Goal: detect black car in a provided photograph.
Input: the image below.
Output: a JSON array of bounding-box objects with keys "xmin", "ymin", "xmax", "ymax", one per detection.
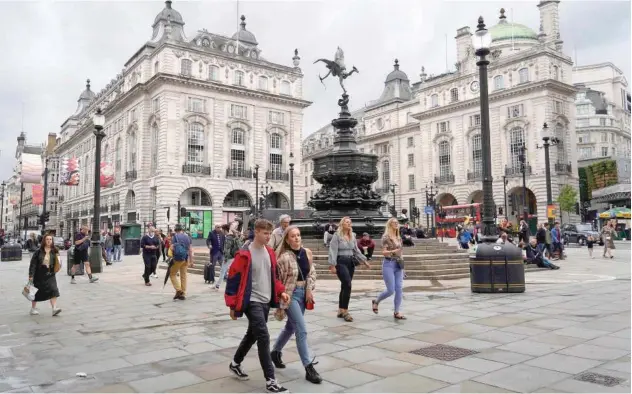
[{"xmin": 561, "ymin": 223, "xmax": 603, "ymax": 246}]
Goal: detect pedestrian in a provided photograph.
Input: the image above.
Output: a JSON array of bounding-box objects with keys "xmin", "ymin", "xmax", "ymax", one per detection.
[
  {"xmin": 216, "ymin": 224, "xmax": 241, "ymax": 290},
  {"xmin": 112, "ymin": 227, "xmax": 122, "ymax": 262},
  {"xmin": 551, "ymin": 222, "xmax": 564, "ymax": 260},
  {"xmin": 519, "ymin": 220, "xmax": 530, "ymax": 244},
  {"xmin": 328, "ymin": 216, "xmax": 370, "ymax": 322},
  {"xmin": 28, "ymin": 233, "xmax": 62, "ymax": 316},
  {"xmin": 225, "ymin": 219, "xmax": 290, "ymax": 393},
  {"xmin": 71, "ymin": 226, "xmax": 98, "ymax": 284},
  {"xmin": 206, "ymin": 224, "xmax": 226, "ymax": 285},
  {"xmin": 269, "ymin": 214, "xmax": 291, "ymax": 251},
  {"xmin": 323, "ymin": 220, "xmax": 336, "ymax": 247},
  {"xmin": 103, "ymin": 230, "xmax": 114, "ymax": 264},
  {"xmin": 357, "ymin": 233, "xmax": 375, "ymax": 260},
  {"xmin": 271, "ymin": 225, "xmax": 322, "ymax": 384},
  {"xmin": 140, "ymin": 226, "xmax": 160, "ymax": 286},
  {"xmin": 586, "ymin": 235, "xmax": 595, "ymax": 259},
  {"xmin": 169, "ymin": 224, "xmax": 193, "ymax": 300},
  {"xmin": 372, "ymin": 218, "xmax": 406, "ymax": 319},
  {"xmin": 601, "ymin": 221, "xmax": 615, "ymax": 259},
  {"xmin": 159, "ymin": 229, "xmax": 167, "ymax": 262}
]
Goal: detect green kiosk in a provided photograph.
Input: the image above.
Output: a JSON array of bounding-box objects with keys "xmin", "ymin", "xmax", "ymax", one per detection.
[{"xmin": 121, "ymin": 222, "xmax": 142, "ymax": 255}]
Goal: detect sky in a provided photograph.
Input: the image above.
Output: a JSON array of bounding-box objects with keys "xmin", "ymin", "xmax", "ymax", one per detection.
[{"xmin": 0, "ymin": 0, "xmax": 629, "ymax": 182}]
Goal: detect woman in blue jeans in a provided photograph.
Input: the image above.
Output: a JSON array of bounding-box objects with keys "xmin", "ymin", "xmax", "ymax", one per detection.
[
  {"xmin": 372, "ymin": 218, "xmax": 406, "ymax": 319},
  {"xmin": 270, "ymin": 226, "xmax": 322, "ymax": 384}
]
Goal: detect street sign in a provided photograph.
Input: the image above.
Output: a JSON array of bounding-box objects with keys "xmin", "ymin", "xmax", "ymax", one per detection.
[{"xmin": 424, "ymin": 206, "xmax": 434, "ymax": 215}]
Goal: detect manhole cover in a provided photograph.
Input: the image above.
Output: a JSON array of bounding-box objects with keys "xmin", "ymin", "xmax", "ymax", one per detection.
[
  {"xmin": 409, "ymin": 344, "xmax": 478, "ymax": 361},
  {"xmin": 574, "ymin": 372, "xmax": 625, "ymax": 387}
]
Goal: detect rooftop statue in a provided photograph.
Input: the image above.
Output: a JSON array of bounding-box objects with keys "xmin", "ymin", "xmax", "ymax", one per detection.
[{"xmin": 314, "ymin": 47, "xmax": 359, "ymax": 95}]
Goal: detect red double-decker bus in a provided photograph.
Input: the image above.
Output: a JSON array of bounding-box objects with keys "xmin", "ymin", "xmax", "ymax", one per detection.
[{"xmin": 436, "ymin": 203, "xmax": 482, "ymax": 238}]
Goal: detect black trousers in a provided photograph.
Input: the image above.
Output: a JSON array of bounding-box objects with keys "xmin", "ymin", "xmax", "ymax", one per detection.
[
  {"xmin": 233, "ymin": 302, "xmax": 275, "ymax": 381},
  {"xmin": 336, "ymin": 257, "xmax": 355, "ymax": 309},
  {"xmin": 142, "ymin": 253, "xmax": 157, "ymax": 283},
  {"xmin": 361, "ymin": 247, "xmax": 374, "ymax": 259},
  {"xmin": 161, "ymin": 245, "xmax": 166, "ymax": 261}
]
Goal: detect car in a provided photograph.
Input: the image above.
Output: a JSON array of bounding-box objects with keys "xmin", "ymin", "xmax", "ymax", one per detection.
[
  {"xmin": 53, "ymin": 237, "xmax": 66, "ymax": 250},
  {"xmin": 561, "ymin": 223, "xmax": 603, "ymax": 246}
]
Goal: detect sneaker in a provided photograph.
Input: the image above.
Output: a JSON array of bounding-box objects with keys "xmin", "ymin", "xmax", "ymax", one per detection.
[
  {"xmin": 214, "ymin": 285, "xmax": 220, "ymax": 291},
  {"xmin": 70, "ymin": 278, "xmax": 77, "ymax": 284},
  {"xmin": 89, "ymin": 277, "xmax": 99, "ymax": 283},
  {"xmin": 52, "ymin": 308, "xmax": 62, "ymax": 316},
  {"xmin": 271, "ymin": 350, "xmax": 286, "ymax": 369},
  {"xmin": 305, "ymin": 363, "xmax": 322, "ymax": 384},
  {"xmin": 29, "ymin": 308, "xmax": 39, "ymax": 316},
  {"xmin": 229, "ymin": 362, "xmax": 249, "ymax": 381},
  {"xmin": 266, "ymin": 379, "xmax": 288, "ymax": 393}
]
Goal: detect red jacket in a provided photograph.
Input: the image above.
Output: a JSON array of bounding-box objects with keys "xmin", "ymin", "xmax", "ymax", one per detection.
[{"xmin": 224, "ymin": 243, "xmax": 285, "ymax": 317}]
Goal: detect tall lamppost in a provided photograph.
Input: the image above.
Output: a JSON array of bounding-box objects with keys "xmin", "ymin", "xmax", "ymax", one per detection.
[
  {"xmin": 0, "ymin": 181, "xmax": 5, "ymax": 230},
  {"xmin": 254, "ymin": 164, "xmax": 260, "ymax": 217},
  {"xmin": 89, "ymin": 108, "xmax": 106, "ymax": 274},
  {"xmin": 425, "ymin": 182, "xmax": 437, "ymax": 236},
  {"xmin": 40, "ymin": 157, "xmax": 50, "ymax": 235},
  {"xmin": 536, "ymin": 122, "xmax": 559, "ymax": 227},
  {"xmin": 502, "ymin": 175, "xmax": 508, "ymax": 218},
  {"xmin": 390, "ymin": 183, "xmax": 398, "ymax": 214},
  {"xmin": 261, "ymin": 183, "xmax": 272, "ymax": 210},
  {"xmin": 518, "ymin": 143, "xmax": 529, "ymax": 224},
  {"xmin": 289, "ymin": 153, "xmax": 295, "ymax": 214}
]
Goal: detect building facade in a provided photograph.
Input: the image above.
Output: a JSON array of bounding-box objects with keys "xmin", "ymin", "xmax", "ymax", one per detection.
[
  {"xmin": 302, "ymin": 2, "xmax": 579, "ymax": 229},
  {"xmin": 55, "ymin": 1, "xmax": 310, "ymax": 240}
]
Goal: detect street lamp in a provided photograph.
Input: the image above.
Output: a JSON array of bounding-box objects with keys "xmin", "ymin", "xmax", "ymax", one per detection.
[
  {"xmin": 261, "ymin": 183, "xmax": 273, "ymax": 210},
  {"xmin": 41, "ymin": 157, "xmax": 50, "ymax": 235},
  {"xmin": 0, "ymin": 181, "xmax": 5, "ymax": 230},
  {"xmin": 390, "ymin": 183, "xmax": 397, "ymax": 214},
  {"xmin": 502, "ymin": 176, "xmax": 508, "ymax": 219},
  {"xmin": 254, "ymin": 164, "xmax": 260, "ymax": 217},
  {"xmin": 536, "ymin": 122, "xmax": 559, "ymax": 227},
  {"xmin": 289, "ymin": 153, "xmax": 295, "ymax": 214},
  {"xmin": 425, "ymin": 182, "xmax": 437, "ymax": 236},
  {"xmin": 89, "ymin": 108, "xmax": 105, "ymax": 274},
  {"xmin": 518, "ymin": 143, "xmax": 529, "ymax": 225}
]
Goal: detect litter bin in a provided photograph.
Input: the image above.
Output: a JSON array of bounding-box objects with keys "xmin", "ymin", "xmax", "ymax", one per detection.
[
  {"xmin": 124, "ymin": 238, "xmax": 141, "ymax": 255},
  {"xmin": 470, "ymin": 241, "xmax": 525, "ymax": 293},
  {"xmin": 0, "ymin": 244, "xmax": 22, "ymax": 262},
  {"xmin": 66, "ymin": 246, "xmax": 85, "ymax": 276}
]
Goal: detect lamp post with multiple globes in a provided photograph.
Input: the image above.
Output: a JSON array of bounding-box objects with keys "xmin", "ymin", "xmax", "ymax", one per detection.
[{"xmin": 88, "ymin": 108, "xmax": 106, "ymax": 273}]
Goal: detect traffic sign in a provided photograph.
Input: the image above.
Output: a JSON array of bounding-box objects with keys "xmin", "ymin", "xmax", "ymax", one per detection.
[{"xmin": 424, "ymin": 206, "xmax": 434, "ymax": 215}]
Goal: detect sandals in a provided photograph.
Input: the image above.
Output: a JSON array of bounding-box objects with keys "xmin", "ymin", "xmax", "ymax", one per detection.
[
  {"xmin": 372, "ymin": 300, "xmax": 379, "ymax": 314},
  {"xmin": 337, "ymin": 312, "xmax": 354, "ymax": 322},
  {"xmin": 393, "ymin": 313, "xmax": 407, "ymax": 320}
]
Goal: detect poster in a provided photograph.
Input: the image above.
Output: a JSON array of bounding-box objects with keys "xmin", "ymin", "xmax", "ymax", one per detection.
[
  {"xmin": 21, "ymin": 153, "xmax": 42, "ymax": 184},
  {"xmin": 32, "ymin": 184, "xmax": 43, "ymax": 206},
  {"xmin": 60, "ymin": 157, "xmax": 80, "ymax": 186},
  {"xmin": 100, "ymin": 162, "xmax": 114, "ymax": 188},
  {"xmin": 8, "ymin": 193, "xmax": 17, "ymax": 205}
]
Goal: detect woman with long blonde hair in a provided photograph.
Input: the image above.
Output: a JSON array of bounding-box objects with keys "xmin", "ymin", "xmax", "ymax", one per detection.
[
  {"xmin": 328, "ymin": 216, "xmax": 370, "ymax": 322},
  {"xmin": 372, "ymin": 218, "xmax": 406, "ymax": 319},
  {"xmin": 271, "ymin": 226, "xmax": 322, "ymax": 384}
]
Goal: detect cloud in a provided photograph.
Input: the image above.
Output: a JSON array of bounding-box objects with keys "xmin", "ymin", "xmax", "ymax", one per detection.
[{"xmin": 0, "ymin": 0, "xmax": 628, "ymax": 183}]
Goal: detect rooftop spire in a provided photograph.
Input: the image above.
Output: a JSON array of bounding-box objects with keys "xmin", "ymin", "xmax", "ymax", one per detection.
[
  {"xmin": 165, "ymin": 0, "xmax": 172, "ymax": 9},
  {"xmin": 86, "ymin": 78, "xmax": 91, "ymax": 91},
  {"xmin": 240, "ymin": 15, "xmax": 246, "ymax": 29},
  {"xmin": 499, "ymin": 8, "xmax": 507, "ymax": 21},
  {"xmin": 394, "ymin": 59, "xmax": 400, "ymax": 70}
]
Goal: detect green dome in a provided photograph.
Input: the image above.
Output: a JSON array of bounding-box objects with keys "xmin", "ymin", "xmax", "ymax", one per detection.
[{"xmin": 490, "ymin": 20, "xmax": 538, "ymax": 42}]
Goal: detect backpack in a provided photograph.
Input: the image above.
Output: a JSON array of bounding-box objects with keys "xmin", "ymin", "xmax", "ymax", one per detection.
[
  {"xmin": 223, "ymin": 236, "xmax": 242, "ymax": 259},
  {"xmin": 172, "ymin": 233, "xmax": 189, "ymax": 261}
]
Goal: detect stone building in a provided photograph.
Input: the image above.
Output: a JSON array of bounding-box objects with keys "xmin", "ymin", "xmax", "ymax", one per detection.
[
  {"xmin": 55, "ymin": 1, "xmax": 309, "ymax": 241},
  {"xmin": 302, "ymin": 1, "xmax": 579, "ymax": 229}
]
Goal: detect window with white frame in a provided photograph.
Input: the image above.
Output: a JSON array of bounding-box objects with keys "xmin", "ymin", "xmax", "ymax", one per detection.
[
  {"xmin": 152, "ymin": 97, "xmax": 160, "ymax": 113},
  {"xmin": 552, "ymin": 65, "xmax": 559, "ymax": 80},
  {"xmin": 270, "ymin": 133, "xmax": 282, "ymax": 150},
  {"xmin": 579, "ymin": 147, "xmax": 592, "ymax": 159},
  {"xmin": 450, "ymin": 88, "xmax": 459, "ymax": 102},
  {"xmin": 187, "ymin": 122, "xmax": 204, "ymax": 165},
  {"xmin": 470, "ymin": 114, "xmax": 481, "ymax": 127},
  {"xmin": 258, "ymin": 76, "xmax": 269, "ymax": 91},
  {"xmin": 234, "ymin": 70, "xmax": 245, "ymax": 86},
  {"xmin": 382, "ymin": 160, "xmax": 390, "ymax": 188},
  {"xmin": 407, "ymin": 136, "xmax": 414, "ymax": 147},
  {"xmin": 232, "ymin": 128, "xmax": 245, "ymax": 145},
  {"xmin": 601, "ymin": 133, "xmax": 608, "ymax": 142},
  {"xmin": 494, "ymin": 75, "xmax": 504, "ymax": 90},
  {"xmin": 154, "ymin": 61, "xmax": 160, "ymax": 75},
  {"xmin": 151, "ymin": 124, "xmax": 159, "ymax": 172},
  {"xmin": 518, "ymin": 68, "xmax": 529, "ymax": 83},
  {"xmin": 209, "ymin": 65, "xmax": 219, "ymax": 81},
  {"xmin": 601, "ymin": 147, "xmax": 608, "ymax": 157},
  {"xmin": 127, "ymin": 131, "xmax": 137, "ymax": 171},
  {"xmin": 577, "ymin": 104, "xmax": 590, "ymax": 115},
  {"xmin": 130, "ymin": 108, "xmax": 138, "ymax": 122},
  {"xmin": 437, "ymin": 121, "xmax": 450, "ymax": 133},
  {"xmin": 131, "ymin": 73, "xmax": 138, "ymax": 86},
  {"xmin": 612, "ymin": 147, "xmax": 616, "ymax": 157},
  {"xmin": 115, "ymin": 138, "xmax": 121, "ymax": 183},
  {"xmin": 181, "ymin": 59, "xmax": 192, "ymax": 76},
  {"xmin": 555, "ymin": 123, "xmax": 566, "ymax": 164},
  {"xmin": 268, "ymin": 111, "xmax": 284, "ymax": 125},
  {"xmin": 187, "ymin": 97, "xmax": 205, "ymax": 113},
  {"xmin": 554, "ymin": 100, "xmax": 563, "ymax": 114},
  {"xmin": 230, "ymin": 104, "xmax": 247, "ymax": 119},
  {"xmin": 507, "ymin": 104, "xmax": 524, "ymax": 118},
  {"xmin": 280, "ymin": 81, "xmax": 291, "ymax": 95},
  {"xmin": 472, "ymin": 134, "xmax": 482, "ymax": 175},
  {"xmin": 431, "ymin": 94, "xmax": 439, "ymax": 107},
  {"xmin": 231, "ymin": 149, "xmax": 245, "ymax": 172},
  {"xmin": 408, "ymin": 174, "xmax": 415, "ymax": 190},
  {"xmin": 407, "ymin": 153, "xmax": 414, "ymax": 167},
  {"xmin": 509, "ymin": 127, "xmax": 525, "ymax": 170},
  {"xmin": 600, "ymin": 118, "xmax": 606, "ymax": 126},
  {"xmin": 438, "ymin": 141, "xmax": 451, "ymax": 177},
  {"xmin": 269, "ymin": 153, "xmax": 283, "ymax": 176}
]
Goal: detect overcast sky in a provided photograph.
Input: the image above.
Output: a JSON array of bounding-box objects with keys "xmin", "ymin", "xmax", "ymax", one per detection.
[{"xmin": 0, "ymin": 0, "xmax": 629, "ymax": 182}]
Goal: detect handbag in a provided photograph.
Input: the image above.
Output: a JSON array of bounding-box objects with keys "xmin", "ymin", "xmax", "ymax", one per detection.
[
  {"xmin": 22, "ymin": 281, "xmax": 37, "ymax": 301},
  {"xmin": 393, "ymin": 256, "xmax": 405, "ymax": 270},
  {"xmin": 53, "ymin": 255, "xmax": 61, "ymax": 273}
]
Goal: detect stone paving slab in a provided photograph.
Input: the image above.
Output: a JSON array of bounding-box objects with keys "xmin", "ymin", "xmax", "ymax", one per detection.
[{"xmin": 0, "ymin": 247, "xmax": 629, "ymax": 393}]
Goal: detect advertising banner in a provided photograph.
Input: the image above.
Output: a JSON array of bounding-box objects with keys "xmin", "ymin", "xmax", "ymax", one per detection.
[
  {"xmin": 32, "ymin": 184, "xmax": 43, "ymax": 206},
  {"xmin": 100, "ymin": 162, "xmax": 115, "ymax": 188},
  {"xmin": 21, "ymin": 153, "xmax": 42, "ymax": 184},
  {"xmin": 60, "ymin": 157, "xmax": 80, "ymax": 186},
  {"xmin": 8, "ymin": 192, "xmax": 17, "ymax": 205}
]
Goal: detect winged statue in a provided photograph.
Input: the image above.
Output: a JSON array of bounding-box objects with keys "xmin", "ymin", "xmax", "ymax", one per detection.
[{"xmin": 314, "ymin": 47, "xmax": 359, "ymax": 95}]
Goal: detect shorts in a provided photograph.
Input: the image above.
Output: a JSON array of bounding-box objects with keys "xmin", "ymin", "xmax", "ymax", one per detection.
[{"xmin": 74, "ymin": 249, "xmax": 88, "ymax": 265}]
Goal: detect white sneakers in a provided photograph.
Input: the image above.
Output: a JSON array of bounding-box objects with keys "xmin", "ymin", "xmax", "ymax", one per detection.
[
  {"xmin": 30, "ymin": 308, "xmax": 62, "ymax": 316},
  {"xmin": 52, "ymin": 308, "xmax": 62, "ymax": 316},
  {"xmin": 29, "ymin": 308, "xmax": 39, "ymax": 315}
]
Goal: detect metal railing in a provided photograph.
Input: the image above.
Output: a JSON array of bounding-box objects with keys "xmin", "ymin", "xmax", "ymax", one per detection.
[
  {"xmin": 111, "ymin": 203, "xmax": 120, "ymax": 212},
  {"xmin": 435, "ymin": 173, "xmax": 455, "ymax": 184},
  {"xmin": 555, "ymin": 162, "xmax": 572, "ymax": 174},
  {"xmin": 266, "ymin": 171, "xmax": 289, "ymax": 181},
  {"xmin": 226, "ymin": 167, "xmax": 252, "ymax": 179},
  {"xmin": 505, "ymin": 164, "xmax": 532, "ymax": 177},
  {"xmin": 125, "ymin": 170, "xmax": 137, "ymax": 182},
  {"xmin": 182, "ymin": 164, "xmax": 211, "ymax": 175},
  {"xmin": 467, "ymin": 170, "xmax": 482, "ymax": 181}
]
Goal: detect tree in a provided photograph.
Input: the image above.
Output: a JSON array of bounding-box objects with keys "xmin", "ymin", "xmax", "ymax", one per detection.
[{"xmin": 558, "ymin": 185, "xmax": 578, "ymax": 224}]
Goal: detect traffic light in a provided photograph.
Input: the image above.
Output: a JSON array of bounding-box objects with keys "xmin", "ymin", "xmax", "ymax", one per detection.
[{"xmin": 180, "ymin": 207, "xmax": 187, "ymax": 218}]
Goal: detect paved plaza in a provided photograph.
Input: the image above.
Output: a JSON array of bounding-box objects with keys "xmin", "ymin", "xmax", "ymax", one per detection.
[{"xmin": 0, "ymin": 244, "xmax": 629, "ymax": 393}]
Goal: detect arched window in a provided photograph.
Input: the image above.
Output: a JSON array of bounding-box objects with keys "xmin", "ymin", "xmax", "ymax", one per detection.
[
  {"xmin": 438, "ymin": 141, "xmax": 452, "ymax": 177},
  {"xmin": 382, "ymin": 160, "xmax": 390, "ymax": 189},
  {"xmin": 258, "ymin": 76, "xmax": 269, "ymax": 91},
  {"xmin": 555, "ymin": 123, "xmax": 566, "ymax": 164},
  {"xmin": 270, "ymin": 133, "xmax": 282, "ymax": 150},
  {"xmin": 518, "ymin": 68, "xmax": 529, "ymax": 83},
  {"xmin": 234, "ymin": 70, "xmax": 245, "ymax": 86},
  {"xmin": 187, "ymin": 122, "xmax": 204, "ymax": 166},
  {"xmin": 127, "ymin": 131, "xmax": 137, "ymax": 171},
  {"xmin": 280, "ymin": 81, "xmax": 291, "ymax": 95},
  {"xmin": 552, "ymin": 65, "xmax": 559, "ymax": 80},
  {"xmin": 471, "ymin": 134, "xmax": 482, "ymax": 176},
  {"xmin": 509, "ymin": 127, "xmax": 525, "ymax": 170},
  {"xmin": 494, "ymin": 75, "xmax": 504, "ymax": 90},
  {"xmin": 115, "ymin": 138, "xmax": 121, "ymax": 183},
  {"xmin": 209, "ymin": 65, "xmax": 219, "ymax": 81},
  {"xmin": 180, "ymin": 59, "xmax": 192, "ymax": 76},
  {"xmin": 150, "ymin": 124, "xmax": 159, "ymax": 172},
  {"xmin": 232, "ymin": 128, "xmax": 245, "ymax": 145},
  {"xmin": 431, "ymin": 94, "xmax": 439, "ymax": 108}
]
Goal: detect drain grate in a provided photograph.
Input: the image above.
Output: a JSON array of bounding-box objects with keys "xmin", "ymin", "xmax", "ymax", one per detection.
[
  {"xmin": 574, "ymin": 372, "xmax": 625, "ymax": 387},
  {"xmin": 409, "ymin": 344, "xmax": 478, "ymax": 361}
]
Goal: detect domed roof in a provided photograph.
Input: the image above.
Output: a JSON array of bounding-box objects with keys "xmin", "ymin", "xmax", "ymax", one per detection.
[
  {"xmin": 79, "ymin": 79, "xmax": 96, "ymax": 101},
  {"xmin": 489, "ymin": 8, "xmax": 537, "ymax": 43},
  {"xmin": 385, "ymin": 59, "xmax": 409, "ymax": 83},
  {"xmin": 153, "ymin": 0, "xmax": 184, "ymax": 27},
  {"xmin": 232, "ymin": 15, "xmax": 258, "ymax": 45}
]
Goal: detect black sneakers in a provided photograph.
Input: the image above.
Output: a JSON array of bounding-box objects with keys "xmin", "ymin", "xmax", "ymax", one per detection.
[
  {"xmin": 229, "ymin": 362, "xmax": 249, "ymax": 380},
  {"xmin": 266, "ymin": 379, "xmax": 288, "ymax": 393},
  {"xmin": 270, "ymin": 350, "xmax": 286, "ymax": 369},
  {"xmin": 305, "ymin": 363, "xmax": 322, "ymax": 384}
]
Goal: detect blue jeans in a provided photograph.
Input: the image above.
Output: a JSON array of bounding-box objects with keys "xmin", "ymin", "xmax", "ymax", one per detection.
[
  {"xmin": 215, "ymin": 258, "xmax": 233, "ymax": 288},
  {"xmin": 272, "ymin": 286, "xmax": 312, "ymax": 367},
  {"xmin": 113, "ymin": 245, "xmax": 122, "ymax": 261},
  {"xmin": 376, "ymin": 259, "xmax": 404, "ymax": 313},
  {"xmin": 209, "ymin": 252, "xmax": 224, "ymax": 282}
]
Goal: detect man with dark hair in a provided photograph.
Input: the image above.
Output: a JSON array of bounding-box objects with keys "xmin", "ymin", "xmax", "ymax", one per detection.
[
  {"xmin": 169, "ymin": 224, "xmax": 193, "ymax": 300},
  {"xmin": 71, "ymin": 226, "xmax": 98, "ymax": 284},
  {"xmin": 225, "ymin": 219, "xmax": 289, "ymax": 393},
  {"xmin": 206, "ymin": 224, "xmax": 226, "ymax": 285}
]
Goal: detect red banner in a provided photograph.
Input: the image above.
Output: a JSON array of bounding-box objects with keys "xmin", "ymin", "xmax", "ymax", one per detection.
[
  {"xmin": 32, "ymin": 184, "xmax": 43, "ymax": 206},
  {"xmin": 100, "ymin": 162, "xmax": 114, "ymax": 188}
]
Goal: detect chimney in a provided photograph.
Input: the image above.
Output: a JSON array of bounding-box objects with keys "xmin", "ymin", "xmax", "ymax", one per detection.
[
  {"xmin": 46, "ymin": 133, "xmax": 57, "ymax": 156},
  {"xmin": 455, "ymin": 27, "xmax": 472, "ymax": 68}
]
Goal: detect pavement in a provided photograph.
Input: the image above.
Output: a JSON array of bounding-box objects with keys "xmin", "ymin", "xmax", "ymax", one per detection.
[{"xmin": 0, "ymin": 244, "xmax": 629, "ymax": 393}]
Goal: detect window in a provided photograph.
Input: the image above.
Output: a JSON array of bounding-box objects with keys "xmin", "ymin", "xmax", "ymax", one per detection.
[
  {"xmin": 150, "ymin": 124, "xmax": 159, "ymax": 172},
  {"xmin": 131, "ymin": 73, "xmax": 138, "ymax": 86},
  {"xmin": 555, "ymin": 123, "xmax": 566, "ymax": 164},
  {"xmin": 602, "ymin": 147, "xmax": 608, "ymax": 157},
  {"xmin": 269, "ymin": 153, "xmax": 283, "ymax": 176},
  {"xmin": 268, "ymin": 111, "xmax": 284, "ymax": 125},
  {"xmin": 258, "ymin": 76, "xmax": 269, "ymax": 91},
  {"xmin": 234, "ymin": 70, "xmax": 245, "ymax": 86},
  {"xmin": 408, "ymin": 174, "xmax": 415, "ymax": 190},
  {"xmin": 472, "ymin": 134, "xmax": 482, "ymax": 175},
  {"xmin": 103, "ymin": 144, "xmax": 109, "ymax": 164},
  {"xmin": 209, "ymin": 65, "xmax": 219, "ymax": 81},
  {"xmin": 382, "ymin": 160, "xmax": 390, "ymax": 188},
  {"xmin": 612, "ymin": 147, "xmax": 617, "ymax": 157},
  {"xmin": 127, "ymin": 132, "xmax": 137, "ymax": 171},
  {"xmin": 304, "ymin": 176, "xmax": 307, "ymax": 187},
  {"xmin": 554, "ymin": 101, "xmax": 563, "ymax": 114},
  {"xmin": 280, "ymin": 81, "xmax": 291, "ymax": 95},
  {"xmin": 577, "ymin": 119, "xmax": 589, "ymax": 127},
  {"xmin": 507, "ymin": 104, "xmax": 524, "ymax": 118},
  {"xmin": 600, "ymin": 118, "xmax": 606, "ymax": 126},
  {"xmin": 577, "ymin": 105, "xmax": 590, "ymax": 115},
  {"xmin": 509, "ymin": 127, "xmax": 525, "ymax": 170},
  {"xmin": 438, "ymin": 141, "xmax": 451, "ymax": 177},
  {"xmin": 431, "ymin": 94, "xmax": 439, "ymax": 108},
  {"xmin": 231, "ymin": 149, "xmax": 245, "ymax": 171},
  {"xmin": 436, "ymin": 121, "xmax": 450, "ymax": 133},
  {"xmin": 450, "ymin": 88, "xmax": 459, "ymax": 102},
  {"xmin": 407, "ymin": 153, "xmax": 414, "ymax": 167},
  {"xmin": 180, "ymin": 59, "xmax": 192, "ymax": 76},
  {"xmin": 470, "ymin": 114, "xmax": 481, "ymax": 127},
  {"xmin": 187, "ymin": 97, "xmax": 205, "ymax": 113},
  {"xmin": 115, "ymin": 138, "xmax": 121, "ymax": 183},
  {"xmin": 601, "ymin": 133, "xmax": 608, "ymax": 142},
  {"xmin": 270, "ymin": 133, "xmax": 282, "ymax": 150},
  {"xmin": 579, "ymin": 147, "xmax": 592, "ymax": 159},
  {"xmin": 130, "ymin": 108, "xmax": 138, "ymax": 122},
  {"xmin": 494, "ymin": 75, "xmax": 504, "ymax": 90},
  {"xmin": 186, "ymin": 122, "xmax": 204, "ymax": 165},
  {"xmin": 154, "ymin": 61, "xmax": 160, "ymax": 75},
  {"xmin": 152, "ymin": 97, "xmax": 160, "ymax": 113},
  {"xmin": 232, "ymin": 128, "xmax": 245, "ymax": 145},
  {"xmin": 518, "ymin": 68, "xmax": 529, "ymax": 83},
  {"xmin": 552, "ymin": 65, "xmax": 559, "ymax": 80},
  {"xmin": 230, "ymin": 104, "xmax": 247, "ymax": 119},
  {"xmin": 407, "ymin": 136, "xmax": 414, "ymax": 147}
]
